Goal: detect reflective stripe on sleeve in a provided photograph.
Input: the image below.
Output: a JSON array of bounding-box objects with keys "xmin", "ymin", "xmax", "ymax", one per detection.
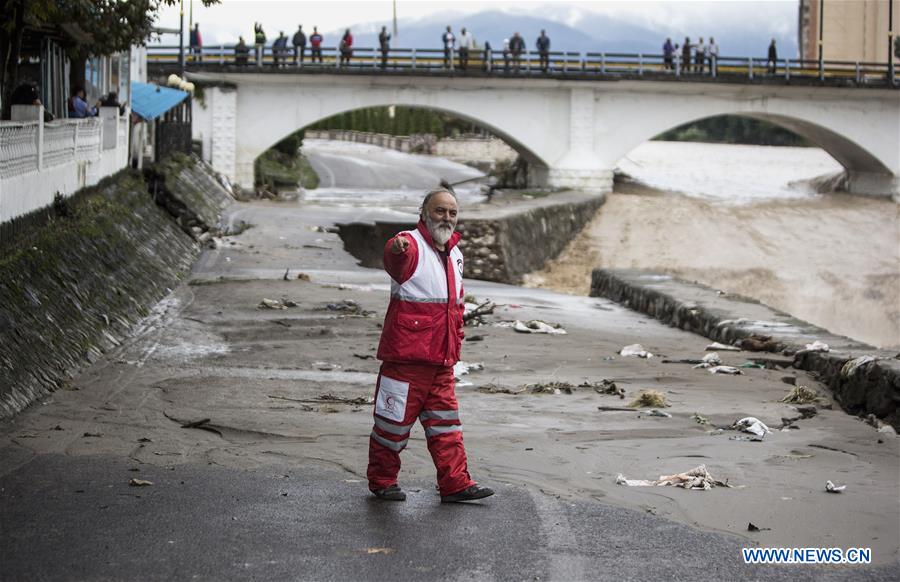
[
  {"xmin": 370, "ymin": 431, "xmax": 408, "ymax": 451},
  {"xmin": 419, "ymin": 410, "xmax": 460, "ymax": 421},
  {"xmin": 390, "ymin": 292, "xmax": 448, "ymax": 304},
  {"xmin": 424, "ymin": 425, "xmax": 461, "ymax": 437},
  {"xmin": 374, "ymin": 416, "xmax": 414, "ymax": 436}
]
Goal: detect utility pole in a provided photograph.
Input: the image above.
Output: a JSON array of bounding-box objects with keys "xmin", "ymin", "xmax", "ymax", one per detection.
[
  {"xmin": 817, "ymin": 0, "xmax": 824, "ymax": 78},
  {"xmin": 890, "ymin": 0, "xmax": 895, "ymax": 85},
  {"xmin": 179, "ymin": 0, "xmax": 185, "ymax": 75},
  {"xmin": 393, "ymin": 0, "xmax": 398, "ymax": 41}
]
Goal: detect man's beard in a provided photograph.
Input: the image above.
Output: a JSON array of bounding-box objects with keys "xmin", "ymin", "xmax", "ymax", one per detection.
[{"xmin": 425, "ymin": 215, "xmax": 455, "ymax": 246}]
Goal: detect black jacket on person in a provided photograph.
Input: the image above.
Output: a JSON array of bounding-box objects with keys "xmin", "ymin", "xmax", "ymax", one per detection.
[
  {"xmin": 768, "ymin": 44, "xmax": 777, "ymax": 61},
  {"xmin": 379, "ymin": 31, "xmax": 391, "ymax": 50},
  {"xmin": 509, "ymin": 36, "xmax": 525, "ymax": 54},
  {"xmin": 293, "ymin": 30, "xmax": 306, "ymax": 47},
  {"xmin": 536, "ymin": 35, "xmax": 550, "ymax": 53}
]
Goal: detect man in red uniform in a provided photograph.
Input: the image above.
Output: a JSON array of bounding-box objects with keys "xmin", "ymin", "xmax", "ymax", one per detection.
[{"xmin": 367, "ymin": 188, "xmax": 494, "ymax": 503}]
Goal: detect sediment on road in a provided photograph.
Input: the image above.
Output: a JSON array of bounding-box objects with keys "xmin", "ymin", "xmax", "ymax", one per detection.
[
  {"xmin": 338, "ymin": 190, "xmax": 605, "ymax": 284},
  {"xmin": 0, "ymin": 157, "xmax": 233, "ymax": 420},
  {"xmin": 591, "ymin": 268, "xmax": 900, "ymax": 429}
]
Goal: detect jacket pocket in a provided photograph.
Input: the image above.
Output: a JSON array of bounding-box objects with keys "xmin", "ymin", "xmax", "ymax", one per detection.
[
  {"xmin": 395, "ymin": 313, "xmax": 435, "ymax": 362},
  {"xmin": 397, "ymin": 313, "xmax": 434, "ymax": 331}
]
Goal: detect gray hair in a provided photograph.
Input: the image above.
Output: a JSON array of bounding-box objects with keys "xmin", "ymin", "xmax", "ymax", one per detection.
[{"xmin": 419, "ymin": 187, "xmax": 457, "ymax": 214}]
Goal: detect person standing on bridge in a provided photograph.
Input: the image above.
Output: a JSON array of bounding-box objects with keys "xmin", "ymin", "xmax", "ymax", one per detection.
[
  {"xmin": 707, "ymin": 37, "xmax": 719, "ymax": 75},
  {"xmin": 458, "ymin": 27, "xmax": 473, "ymax": 70},
  {"xmin": 292, "ymin": 25, "xmax": 306, "ymax": 66},
  {"xmin": 254, "ymin": 23, "xmax": 267, "ymax": 66},
  {"xmin": 339, "ymin": 29, "xmax": 354, "ymax": 66},
  {"xmin": 509, "ymin": 32, "xmax": 525, "ymax": 72},
  {"xmin": 273, "ymin": 31, "xmax": 289, "ymax": 67},
  {"xmin": 379, "ymin": 26, "xmax": 391, "ymax": 68},
  {"xmin": 681, "ymin": 37, "xmax": 692, "ymax": 74},
  {"xmin": 663, "ymin": 37, "xmax": 675, "ymax": 70},
  {"xmin": 189, "ymin": 23, "xmax": 203, "ymax": 62},
  {"xmin": 536, "ymin": 29, "xmax": 551, "ymax": 72},
  {"xmin": 367, "ymin": 187, "xmax": 495, "ymax": 504},
  {"xmin": 694, "ymin": 37, "xmax": 706, "ymax": 74},
  {"xmin": 442, "ymin": 26, "xmax": 456, "ymax": 69},
  {"xmin": 310, "ymin": 27, "xmax": 323, "ymax": 63},
  {"xmin": 502, "ymin": 37, "xmax": 511, "ymax": 72},
  {"xmin": 234, "ymin": 36, "xmax": 250, "ymax": 66},
  {"xmin": 767, "ymin": 39, "xmax": 778, "ymax": 75}
]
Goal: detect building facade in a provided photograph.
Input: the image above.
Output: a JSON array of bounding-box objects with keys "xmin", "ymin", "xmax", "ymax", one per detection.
[{"xmin": 799, "ymin": 0, "xmax": 900, "ymax": 63}]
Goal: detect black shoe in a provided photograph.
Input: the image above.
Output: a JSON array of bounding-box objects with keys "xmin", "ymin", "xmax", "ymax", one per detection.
[
  {"xmin": 441, "ymin": 485, "xmax": 495, "ymax": 503},
  {"xmin": 372, "ymin": 484, "xmax": 406, "ymax": 501}
]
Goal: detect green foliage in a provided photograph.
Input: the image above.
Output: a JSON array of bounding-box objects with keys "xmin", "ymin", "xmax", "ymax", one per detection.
[
  {"xmin": 274, "ymin": 132, "xmax": 303, "ymax": 157},
  {"xmin": 308, "ymin": 106, "xmax": 465, "ymax": 138},
  {"xmin": 655, "ymin": 115, "xmax": 809, "ymax": 147}
]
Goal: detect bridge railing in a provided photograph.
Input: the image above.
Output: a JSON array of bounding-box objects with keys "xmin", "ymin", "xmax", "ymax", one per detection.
[{"xmin": 151, "ymin": 44, "xmax": 898, "ymax": 86}]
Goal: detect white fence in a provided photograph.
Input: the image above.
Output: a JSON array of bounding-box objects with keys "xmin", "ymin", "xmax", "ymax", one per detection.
[{"xmin": 0, "ymin": 106, "xmax": 130, "ymax": 226}]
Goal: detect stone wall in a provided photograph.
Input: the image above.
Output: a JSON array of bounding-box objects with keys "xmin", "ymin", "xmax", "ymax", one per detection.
[
  {"xmin": 0, "ymin": 157, "xmax": 233, "ymax": 420},
  {"xmin": 338, "ymin": 191, "xmax": 605, "ymax": 284},
  {"xmin": 590, "ymin": 268, "xmax": 900, "ymax": 429}
]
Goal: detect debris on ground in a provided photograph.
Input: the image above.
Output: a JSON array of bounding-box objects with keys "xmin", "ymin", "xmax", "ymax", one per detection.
[
  {"xmin": 477, "ymin": 383, "xmax": 526, "ymax": 395},
  {"xmin": 781, "ymin": 385, "xmax": 820, "ymax": 404},
  {"xmin": 690, "ymin": 353, "xmax": 723, "ymax": 369},
  {"xmin": 598, "ymin": 405, "xmax": 640, "ymax": 411},
  {"xmin": 320, "ymin": 299, "xmax": 376, "ymax": 317},
  {"xmin": 513, "ymin": 320, "xmax": 567, "ymax": 335},
  {"xmin": 365, "ymin": 547, "xmax": 395, "ymax": 555},
  {"xmin": 352, "ymin": 353, "xmax": 375, "ymax": 360},
  {"xmin": 796, "ymin": 340, "xmax": 830, "ymax": 355},
  {"xmin": 738, "ymin": 361, "xmax": 766, "ymax": 369},
  {"xmin": 841, "ymin": 355, "xmax": 876, "ymax": 378},
  {"xmin": 646, "ymin": 409, "xmax": 672, "ymax": 418},
  {"xmin": 465, "ymin": 334, "xmax": 485, "ymax": 342},
  {"xmin": 780, "ymin": 405, "xmax": 818, "ymax": 429},
  {"xmin": 825, "ymin": 480, "xmax": 846, "ymax": 493},
  {"xmin": 580, "ymin": 379, "xmax": 625, "ymax": 399},
  {"xmin": 463, "ymin": 300, "xmax": 495, "ymax": 325},
  {"xmin": 692, "ymin": 413, "xmax": 710, "ymax": 425},
  {"xmin": 707, "ymin": 365, "xmax": 742, "ymax": 375},
  {"xmin": 747, "ymin": 522, "xmax": 771, "ymax": 532},
  {"xmin": 862, "ymin": 413, "xmax": 898, "ymax": 436},
  {"xmin": 740, "ymin": 334, "xmax": 781, "ymax": 352},
  {"xmin": 619, "ymin": 344, "xmax": 653, "ymax": 358},
  {"xmin": 258, "ymin": 298, "xmax": 297, "ymax": 310},
  {"xmin": 528, "ymin": 382, "xmax": 575, "ymax": 395},
  {"xmin": 129, "ymin": 479, "xmax": 153, "ymax": 487},
  {"xmin": 706, "ymin": 342, "xmax": 741, "ymax": 352},
  {"xmin": 731, "ymin": 417, "xmax": 771, "ymax": 437},
  {"xmin": 729, "ymin": 434, "xmax": 764, "ymax": 442},
  {"xmin": 616, "ymin": 464, "xmax": 731, "ymax": 490},
  {"xmin": 453, "ymin": 361, "xmax": 483, "ymax": 380},
  {"xmin": 176, "ymin": 417, "xmax": 223, "ymax": 436},
  {"xmin": 628, "ymin": 390, "xmax": 669, "ymax": 408},
  {"xmin": 267, "ymin": 394, "xmax": 373, "ymax": 406}
]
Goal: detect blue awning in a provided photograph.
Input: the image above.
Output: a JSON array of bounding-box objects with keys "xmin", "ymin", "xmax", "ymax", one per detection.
[{"xmin": 130, "ymin": 81, "xmax": 189, "ymax": 121}]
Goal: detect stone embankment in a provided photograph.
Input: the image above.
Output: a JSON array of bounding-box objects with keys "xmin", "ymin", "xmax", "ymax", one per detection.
[
  {"xmin": 338, "ymin": 191, "xmax": 605, "ymax": 284},
  {"xmin": 0, "ymin": 155, "xmax": 233, "ymax": 420},
  {"xmin": 591, "ymin": 268, "xmax": 900, "ymax": 429}
]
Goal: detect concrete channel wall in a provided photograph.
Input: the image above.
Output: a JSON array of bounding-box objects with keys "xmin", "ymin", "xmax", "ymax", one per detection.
[
  {"xmin": 338, "ymin": 191, "xmax": 605, "ymax": 284},
  {"xmin": 590, "ymin": 268, "xmax": 900, "ymax": 429},
  {"xmin": 0, "ymin": 156, "xmax": 233, "ymax": 420}
]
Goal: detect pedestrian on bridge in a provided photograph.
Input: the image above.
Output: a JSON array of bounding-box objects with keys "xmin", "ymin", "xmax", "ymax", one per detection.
[
  {"xmin": 234, "ymin": 36, "xmax": 250, "ymax": 66},
  {"xmin": 310, "ymin": 27, "xmax": 323, "ymax": 63},
  {"xmin": 767, "ymin": 39, "xmax": 778, "ymax": 75},
  {"xmin": 442, "ymin": 26, "xmax": 455, "ymax": 68},
  {"xmin": 536, "ymin": 29, "xmax": 551, "ymax": 72},
  {"xmin": 681, "ymin": 37, "xmax": 692, "ymax": 74},
  {"xmin": 502, "ymin": 38, "xmax": 511, "ymax": 72},
  {"xmin": 339, "ymin": 29, "xmax": 354, "ymax": 66},
  {"xmin": 379, "ymin": 26, "xmax": 391, "ymax": 68},
  {"xmin": 254, "ymin": 23, "xmax": 267, "ymax": 66},
  {"xmin": 509, "ymin": 32, "xmax": 525, "ymax": 72},
  {"xmin": 694, "ymin": 37, "xmax": 706, "ymax": 73},
  {"xmin": 458, "ymin": 27, "xmax": 474, "ymax": 70},
  {"xmin": 367, "ymin": 187, "xmax": 495, "ymax": 504},
  {"xmin": 292, "ymin": 25, "xmax": 306, "ymax": 66},
  {"xmin": 189, "ymin": 23, "xmax": 203, "ymax": 62},
  {"xmin": 707, "ymin": 37, "xmax": 719, "ymax": 75},
  {"xmin": 273, "ymin": 31, "xmax": 289, "ymax": 67},
  {"xmin": 663, "ymin": 37, "xmax": 675, "ymax": 70}
]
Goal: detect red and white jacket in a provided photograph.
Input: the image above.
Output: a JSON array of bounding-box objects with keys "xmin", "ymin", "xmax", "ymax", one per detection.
[{"xmin": 377, "ymin": 221, "xmax": 465, "ymax": 367}]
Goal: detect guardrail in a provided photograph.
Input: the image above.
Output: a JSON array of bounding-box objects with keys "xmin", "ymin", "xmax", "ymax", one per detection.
[{"xmin": 148, "ymin": 44, "xmax": 898, "ymax": 87}]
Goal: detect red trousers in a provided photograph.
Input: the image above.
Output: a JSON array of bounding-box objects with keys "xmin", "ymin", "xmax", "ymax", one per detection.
[{"xmin": 367, "ymin": 361, "xmax": 475, "ymax": 496}]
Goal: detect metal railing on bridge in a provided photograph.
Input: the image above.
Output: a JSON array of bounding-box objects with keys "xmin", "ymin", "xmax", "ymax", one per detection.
[{"xmin": 148, "ymin": 44, "xmax": 898, "ymax": 87}]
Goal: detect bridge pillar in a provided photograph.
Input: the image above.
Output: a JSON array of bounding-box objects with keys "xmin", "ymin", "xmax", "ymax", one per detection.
[
  {"xmin": 546, "ymin": 87, "xmax": 613, "ymax": 193},
  {"xmin": 847, "ymin": 171, "xmax": 900, "ymax": 200}
]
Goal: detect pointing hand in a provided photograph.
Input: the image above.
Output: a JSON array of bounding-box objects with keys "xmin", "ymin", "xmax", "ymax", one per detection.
[{"xmin": 390, "ymin": 236, "xmax": 410, "ymax": 254}]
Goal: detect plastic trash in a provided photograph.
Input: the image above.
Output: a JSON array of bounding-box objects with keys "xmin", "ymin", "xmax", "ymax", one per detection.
[
  {"xmin": 840, "ymin": 355, "xmax": 876, "ymax": 378},
  {"xmin": 619, "ymin": 344, "xmax": 653, "ymax": 358},
  {"xmin": 825, "ymin": 480, "xmax": 846, "ymax": 493},
  {"xmin": 708, "ymin": 365, "xmax": 742, "ymax": 375},
  {"xmin": 797, "ymin": 340, "xmax": 830, "ymax": 354},
  {"xmin": 616, "ymin": 465, "xmax": 730, "ymax": 490},
  {"xmin": 706, "ymin": 341, "xmax": 740, "ymax": 352},
  {"xmin": 513, "ymin": 320, "xmax": 567, "ymax": 335},
  {"xmin": 732, "ymin": 417, "xmax": 771, "ymax": 437}
]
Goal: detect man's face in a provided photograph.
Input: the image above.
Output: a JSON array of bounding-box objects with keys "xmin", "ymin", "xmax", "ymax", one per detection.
[{"xmin": 422, "ymin": 192, "xmax": 458, "ymax": 247}]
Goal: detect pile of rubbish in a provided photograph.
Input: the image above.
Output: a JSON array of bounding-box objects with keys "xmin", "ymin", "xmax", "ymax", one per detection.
[
  {"xmin": 319, "ymin": 299, "xmax": 376, "ymax": 317},
  {"xmin": 258, "ymin": 297, "xmax": 298, "ymax": 310},
  {"xmin": 616, "ymin": 464, "xmax": 731, "ymax": 490},
  {"xmin": 619, "ymin": 344, "xmax": 653, "ymax": 358},
  {"xmin": 513, "ymin": 320, "xmax": 567, "ymax": 335},
  {"xmin": 628, "ymin": 390, "xmax": 669, "ymax": 408}
]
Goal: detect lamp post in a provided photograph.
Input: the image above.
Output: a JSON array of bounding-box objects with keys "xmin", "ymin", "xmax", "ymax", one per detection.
[
  {"xmin": 817, "ymin": 0, "xmax": 824, "ymax": 79},
  {"xmin": 889, "ymin": 0, "xmax": 895, "ymax": 85},
  {"xmin": 393, "ymin": 0, "xmax": 398, "ymax": 40}
]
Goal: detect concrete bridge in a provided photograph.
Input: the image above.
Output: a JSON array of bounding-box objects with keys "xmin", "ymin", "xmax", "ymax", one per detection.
[{"xmin": 187, "ymin": 71, "xmax": 900, "ymax": 197}]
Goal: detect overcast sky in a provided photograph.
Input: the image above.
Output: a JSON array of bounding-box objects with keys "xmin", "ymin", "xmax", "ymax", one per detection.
[{"xmin": 154, "ymin": 0, "xmax": 798, "ymax": 46}]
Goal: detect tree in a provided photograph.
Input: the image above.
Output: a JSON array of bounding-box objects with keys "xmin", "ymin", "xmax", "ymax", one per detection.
[{"xmin": 1, "ymin": 0, "xmax": 220, "ymax": 118}]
